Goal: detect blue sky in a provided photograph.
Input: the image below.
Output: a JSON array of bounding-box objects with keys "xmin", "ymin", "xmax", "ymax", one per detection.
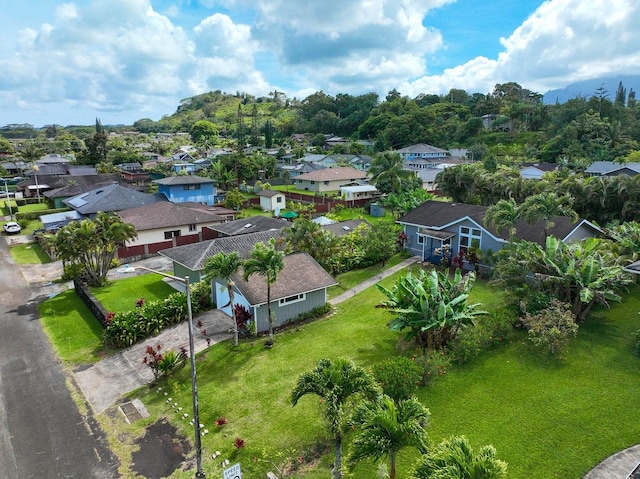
[{"xmin": 1, "ymin": 0, "xmax": 639, "ymax": 127}]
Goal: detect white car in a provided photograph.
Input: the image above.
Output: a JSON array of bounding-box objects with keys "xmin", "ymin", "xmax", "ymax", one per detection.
[{"xmin": 3, "ymin": 221, "xmax": 21, "ymax": 234}]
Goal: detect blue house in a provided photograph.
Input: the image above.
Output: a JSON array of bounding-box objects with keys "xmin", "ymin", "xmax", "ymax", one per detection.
[
  {"xmin": 154, "ymin": 176, "xmax": 217, "ymax": 206},
  {"xmin": 398, "ymin": 200, "xmax": 601, "ymax": 265}
]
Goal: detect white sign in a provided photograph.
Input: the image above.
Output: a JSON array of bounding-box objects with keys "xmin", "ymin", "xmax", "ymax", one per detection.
[{"xmin": 223, "ymin": 462, "xmax": 242, "ymax": 479}]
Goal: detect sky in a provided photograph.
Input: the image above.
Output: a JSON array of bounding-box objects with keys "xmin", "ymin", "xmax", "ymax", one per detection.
[{"xmin": 1, "ymin": 0, "xmax": 639, "ymax": 127}]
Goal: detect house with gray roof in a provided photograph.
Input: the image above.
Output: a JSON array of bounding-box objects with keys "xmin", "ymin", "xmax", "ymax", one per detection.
[
  {"xmin": 154, "ymin": 175, "xmax": 217, "ymax": 205},
  {"xmin": 206, "ymin": 216, "xmax": 288, "ymax": 237},
  {"xmin": 159, "ymin": 230, "xmax": 284, "ymax": 282},
  {"xmin": 585, "ymin": 161, "xmax": 640, "ymax": 177},
  {"xmin": 396, "ymin": 143, "xmax": 449, "ymax": 160},
  {"xmin": 294, "ymin": 166, "xmax": 368, "ymax": 192},
  {"xmin": 224, "ymin": 252, "xmax": 337, "ymax": 334},
  {"xmin": 63, "ymin": 183, "xmax": 164, "ymax": 216},
  {"xmin": 398, "ymin": 200, "xmax": 601, "ymax": 265}
]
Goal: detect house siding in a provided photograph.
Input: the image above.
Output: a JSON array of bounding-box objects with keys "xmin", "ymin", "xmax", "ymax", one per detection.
[
  {"xmin": 254, "ymin": 289, "xmax": 327, "ymax": 333},
  {"xmin": 158, "ymin": 183, "xmax": 216, "ymax": 206},
  {"xmin": 172, "ymin": 262, "xmax": 202, "ymax": 283}
]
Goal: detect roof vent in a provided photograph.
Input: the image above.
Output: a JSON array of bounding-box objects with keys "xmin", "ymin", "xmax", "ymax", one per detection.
[
  {"xmin": 342, "ymin": 226, "xmax": 350, "ymax": 231},
  {"xmin": 243, "ymin": 223, "xmax": 253, "ymax": 228}
]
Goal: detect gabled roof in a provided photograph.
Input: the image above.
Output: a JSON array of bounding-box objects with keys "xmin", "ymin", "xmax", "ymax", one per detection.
[
  {"xmin": 521, "ymin": 162, "xmax": 559, "ymax": 172},
  {"xmin": 398, "ymin": 200, "xmax": 600, "ymax": 246},
  {"xmin": 232, "ymin": 252, "xmax": 337, "ymax": 306},
  {"xmin": 44, "ymin": 180, "xmax": 119, "ymax": 199},
  {"xmin": 322, "ymin": 219, "xmax": 369, "ymax": 237},
  {"xmin": 153, "ymin": 175, "xmax": 214, "ymax": 186},
  {"xmin": 207, "ymin": 216, "xmax": 288, "ymax": 236},
  {"xmin": 63, "ymin": 183, "xmax": 164, "ymax": 214},
  {"xmin": 117, "ymin": 201, "xmax": 225, "ymax": 231},
  {"xmin": 159, "ymin": 230, "xmax": 284, "ymax": 270},
  {"xmin": 294, "ymin": 166, "xmax": 368, "ymax": 182},
  {"xmin": 257, "ymin": 189, "xmax": 284, "ymax": 198},
  {"xmin": 585, "ymin": 161, "xmax": 640, "ymax": 175}
]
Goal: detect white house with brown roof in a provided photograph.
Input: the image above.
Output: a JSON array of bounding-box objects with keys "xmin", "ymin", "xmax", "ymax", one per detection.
[
  {"xmin": 116, "ymin": 201, "xmax": 226, "ymax": 258},
  {"xmin": 257, "ymin": 189, "xmax": 286, "ymax": 212},
  {"xmin": 294, "ymin": 166, "xmax": 368, "ymax": 192}
]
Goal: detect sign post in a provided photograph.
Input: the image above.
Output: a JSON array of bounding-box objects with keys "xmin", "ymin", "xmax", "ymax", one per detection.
[{"xmin": 223, "ymin": 463, "xmax": 242, "ymax": 479}]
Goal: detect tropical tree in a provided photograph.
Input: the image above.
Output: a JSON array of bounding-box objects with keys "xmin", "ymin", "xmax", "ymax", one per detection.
[
  {"xmin": 202, "ymin": 251, "xmax": 242, "ymax": 346},
  {"xmin": 346, "ymin": 395, "xmax": 430, "ymax": 479},
  {"xmin": 519, "ymin": 192, "xmax": 578, "ymax": 237},
  {"xmin": 54, "ymin": 212, "xmax": 137, "ymax": 287},
  {"xmin": 377, "ymin": 269, "xmax": 487, "ymax": 350},
  {"xmin": 369, "ymin": 151, "xmax": 415, "ymax": 194},
  {"xmin": 284, "ymin": 218, "xmax": 340, "ymax": 271},
  {"xmin": 243, "ymin": 238, "xmax": 285, "ymax": 343},
  {"xmin": 484, "ymin": 198, "xmax": 520, "ymax": 237},
  {"xmin": 291, "ymin": 358, "xmax": 381, "ymax": 479},
  {"xmin": 412, "ymin": 435, "xmax": 508, "ymax": 479}
]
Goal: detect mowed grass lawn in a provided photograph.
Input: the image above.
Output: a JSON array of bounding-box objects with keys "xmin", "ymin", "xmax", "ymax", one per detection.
[
  {"xmin": 39, "ymin": 274, "xmax": 178, "ymax": 364},
  {"xmin": 125, "ymin": 276, "xmax": 640, "ymax": 479},
  {"xmin": 9, "ymin": 242, "xmax": 51, "ymax": 264}
]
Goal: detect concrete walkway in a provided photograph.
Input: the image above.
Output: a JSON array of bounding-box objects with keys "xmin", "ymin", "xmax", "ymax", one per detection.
[
  {"xmin": 329, "ymin": 256, "xmax": 421, "ymax": 305},
  {"xmin": 583, "ymin": 444, "xmax": 640, "ymax": 478}
]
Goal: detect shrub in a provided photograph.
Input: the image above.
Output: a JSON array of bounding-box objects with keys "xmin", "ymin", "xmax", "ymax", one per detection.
[
  {"xmin": 190, "ymin": 280, "xmax": 212, "ymax": 314},
  {"xmin": 520, "ymin": 299, "xmax": 578, "ymax": 355},
  {"xmin": 411, "ymin": 350, "xmax": 451, "ymax": 386},
  {"xmin": 142, "ymin": 344, "xmax": 187, "ymax": 380},
  {"xmin": 372, "ymin": 356, "xmax": 423, "ymax": 401},
  {"xmin": 447, "ymin": 307, "xmax": 515, "ymax": 364},
  {"xmin": 233, "ymin": 304, "xmax": 253, "ymax": 338},
  {"xmin": 634, "ymin": 329, "xmax": 640, "ymax": 356}
]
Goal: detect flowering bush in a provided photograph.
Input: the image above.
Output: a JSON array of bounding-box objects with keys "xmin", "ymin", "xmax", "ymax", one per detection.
[
  {"xmin": 142, "ymin": 344, "xmax": 187, "ymax": 380},
  {"xmin": 234, "ymin": 437, "xmax": 245, "ymax": 449},
  {"xmin": 215, "ymin": 416, "xmax": 227, "ymax": 426}
]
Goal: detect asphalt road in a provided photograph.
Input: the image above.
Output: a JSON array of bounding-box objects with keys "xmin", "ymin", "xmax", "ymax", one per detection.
[{"xmin": 0, "ymin": 237, "xmax": 118, "ymax": 478}]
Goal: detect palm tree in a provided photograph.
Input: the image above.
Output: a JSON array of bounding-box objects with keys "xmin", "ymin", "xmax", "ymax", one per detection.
[
  {"xmin": 243, "ymin": 238, "xmax": 284, "ymax": 343},
  {"xmin": 291, "ymin": 358, "xmax": 381, "ymax": 479},
  {"xmin": 202, "ymin": 251, "xmax": 242, "ymax": 346},
  {"xmin": 346, "ymin": 395, "xmax": 430, "ymax": 479},
  {"xmin": 484, "ymin": 198, "xmax": 520, "ymax": 237},
  {"xmin": 519, "ymin": 192, "xmax": 578, "ymax": 238},
  {"xmin": 413, "ymin": 435, "xmax": 508, "ymax": 479},
  {"xmin": 368, "ymin": 151, "xmax": 414, "ymax": 195}
]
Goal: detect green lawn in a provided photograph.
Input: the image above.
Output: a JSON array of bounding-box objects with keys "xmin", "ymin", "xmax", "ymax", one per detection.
[
  {"xmin": 90, "ymin": 274, "xmax": 178, "ymax": 312},
  {"xmin": 38, "ymin": 291, "xmax": 110, "ymax": 364},
  {"xmin": 124, "ymin": 281, "xmax": 640, "ymax": 479},
  {"xmin": 18, "ymin": 202, "xmax": 50, "ymax": 213},
  {"xmin": 9, "ymin": 242, "xmax": 52, "ymax": 264},
  {"xmin": 327, "ymin": 252, "xmax": 409, "ymax": 298}
]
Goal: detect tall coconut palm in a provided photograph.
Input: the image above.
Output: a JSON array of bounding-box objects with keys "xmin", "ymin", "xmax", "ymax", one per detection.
[
  {"xmin": 346, "ymin": 395, "xmax": 430, "ymax": 479},
  {"xmin": 519, "ymin": 192, "xmax": 578, "ymax": 238},
  {"xmin": 202, "ymin": 251, "xmax": 242, "ymax": 346},
  {"xmin": 369, "ymin": 151, "xmax": 414, "ymax": 195},
  {"xmin": 243, "ymin": 238, "xmax": 284, "ymax": 343},
  {"xmin": 291, "ymin": 358, "xmax": 381, "ymax": 479},
  {"xmin": 484, "ymin": 198, "xmax": 520, "ymax": 237},
  {"xmin": 412, "ymin": 435, "xmax": 508, "ymax": 479}
]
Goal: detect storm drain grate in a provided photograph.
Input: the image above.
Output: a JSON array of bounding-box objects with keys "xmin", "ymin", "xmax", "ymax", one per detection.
[{"xmin": 119, "ymin": 401, "xmax": 144, "ymax": 423}]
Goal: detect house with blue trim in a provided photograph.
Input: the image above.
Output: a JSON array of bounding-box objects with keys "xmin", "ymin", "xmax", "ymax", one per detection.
[
  {"xmin": 398, "ymin": 200, "xmax": 601, "ymax": 265},
  {"xmin": 154, "ymin": 175, "xmax": 217, "ymax": 206}
]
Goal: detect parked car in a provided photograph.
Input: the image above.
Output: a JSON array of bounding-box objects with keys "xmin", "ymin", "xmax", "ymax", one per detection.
[{"xmin": 3, "ymin": 221, "xmax": 21, "ymax": 234}]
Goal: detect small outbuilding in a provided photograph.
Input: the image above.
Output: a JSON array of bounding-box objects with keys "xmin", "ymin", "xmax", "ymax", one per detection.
[{"xmin": 257, "ymin": 189, "xmax": 286, "ymax": 212}]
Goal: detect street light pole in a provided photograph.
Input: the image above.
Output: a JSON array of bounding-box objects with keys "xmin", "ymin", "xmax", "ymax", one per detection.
[{"xmin": 132, "ymin": 266, "xmax": 205, "ymax": 478}]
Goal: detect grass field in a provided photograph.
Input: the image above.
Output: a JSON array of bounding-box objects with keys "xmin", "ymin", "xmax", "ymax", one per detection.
[
  {"xmin": 38, "ymin": 260, "xmax": 640, "ymax": 479},
  {"xmin": 9, "ymin": 242, "xmax": 52, "ymax": 264},
  {"xmin": 90, "ymin": 274, "xmax": 177, "ymax": 313}
]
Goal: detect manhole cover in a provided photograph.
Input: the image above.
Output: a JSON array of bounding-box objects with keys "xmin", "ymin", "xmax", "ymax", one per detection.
[{"xmin": 120, "ymin": 401, "xmax": 143, "ymax": 423}]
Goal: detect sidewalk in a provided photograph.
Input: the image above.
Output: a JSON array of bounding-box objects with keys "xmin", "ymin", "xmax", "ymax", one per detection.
[{"xmin": 329, "ymin": 256, "xmax": 421, "ymax": 305}]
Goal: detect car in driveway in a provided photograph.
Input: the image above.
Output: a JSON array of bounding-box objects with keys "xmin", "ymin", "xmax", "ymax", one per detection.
[{"xmin": 3, "ymin": 221, "xmax": 21, "ymax": 234}]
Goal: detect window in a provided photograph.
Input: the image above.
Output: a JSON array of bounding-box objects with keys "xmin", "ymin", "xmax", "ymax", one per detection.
[
  {"xmin": 188, "ymin": 224, "xmax": 197, "ymax": 232},
  {"xmin": 276, "ymin": 196, "xmax": 283, "ymax": 203},
  {"xmin": 183, "ymin": 184, "xmax": 201, "ymax": 191},
  {"xmin": 164, "ymin": 230, "xmax": 181, "ymax": 239},
  {"xmin": 459, "ymin": 226, "xmax": 481, "ymax": 251},
  {"xmin": 278, "ymin": 293, "xmax": 306, "ymax": 306},
  {"xmin": 417, "ymin": 235, "xmax": 425, "ymax": 244}
]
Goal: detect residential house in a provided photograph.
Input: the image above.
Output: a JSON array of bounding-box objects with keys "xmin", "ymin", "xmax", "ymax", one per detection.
[
  {"xmin": 294, "ymin": 166, "xmax": 368, "ymax": 192},
  {"xmin": 154, "ymin": 175, "xmax": 217, "ymax": 206},
  {"xmin": 398, "ymin": 200, "xmax": 601, "ymax": 265},
  {"xmin": 322, "ymin": 219, "xmax": 369, "ymax": 237},
  {"xmin": 257, "ymin": 189, "xmax": 286, "ymax": 212},
  {"xmin": 340, "ymin": 184, "xmax": 379, "ymax": 203},
  {"xmin": 584, "ymin": 161, "xmax": 640, "ymax": 177},
  {"xmin": 116, "ymin": 201, "xmax": 227, "ymax": 259},
  {"xmin": 180, "ymin": 203, "xmax": 238, "ymax": 221},
  {"xmin": 172, "ymin": 163, "xmax": 198, "ymax": 175},
  {"xmin": 396, "ymin": 143, "xmax": 449, "ymax": 161},
  {"xmin": 205, "ymin": 215, "xmax": 288, "ymax": 238},
  {"xmin": 404, "ymin": 157, "xmax": 470, "ymax": 192},
  {"xmin": 141, "ymin": 152, "xmax": 169, "ymax": 169},
  {"xmin": 277, "ymin": 161, "xmax": 325, "ymax": 178},
  {"xmin": 63, "ymin": 183, "xmax": 164, "ymax": 217},
  {"xmin": 520, "ymin": 163, "xmax": 560, "ymax": 180},
  {"xmin": 39, "ymin": 210, "xmax": 83, "ymax": 232},
  {"xmin": 160, "ymin": 230, "xmax": 284, "ymax": 283},
  {"xmin": 225, "ymin": 252, "xmax": 337, "ymax": 333},
  {"xmin": 43, "ymin": 174, "xmax": 122, "ymax": 208}
]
